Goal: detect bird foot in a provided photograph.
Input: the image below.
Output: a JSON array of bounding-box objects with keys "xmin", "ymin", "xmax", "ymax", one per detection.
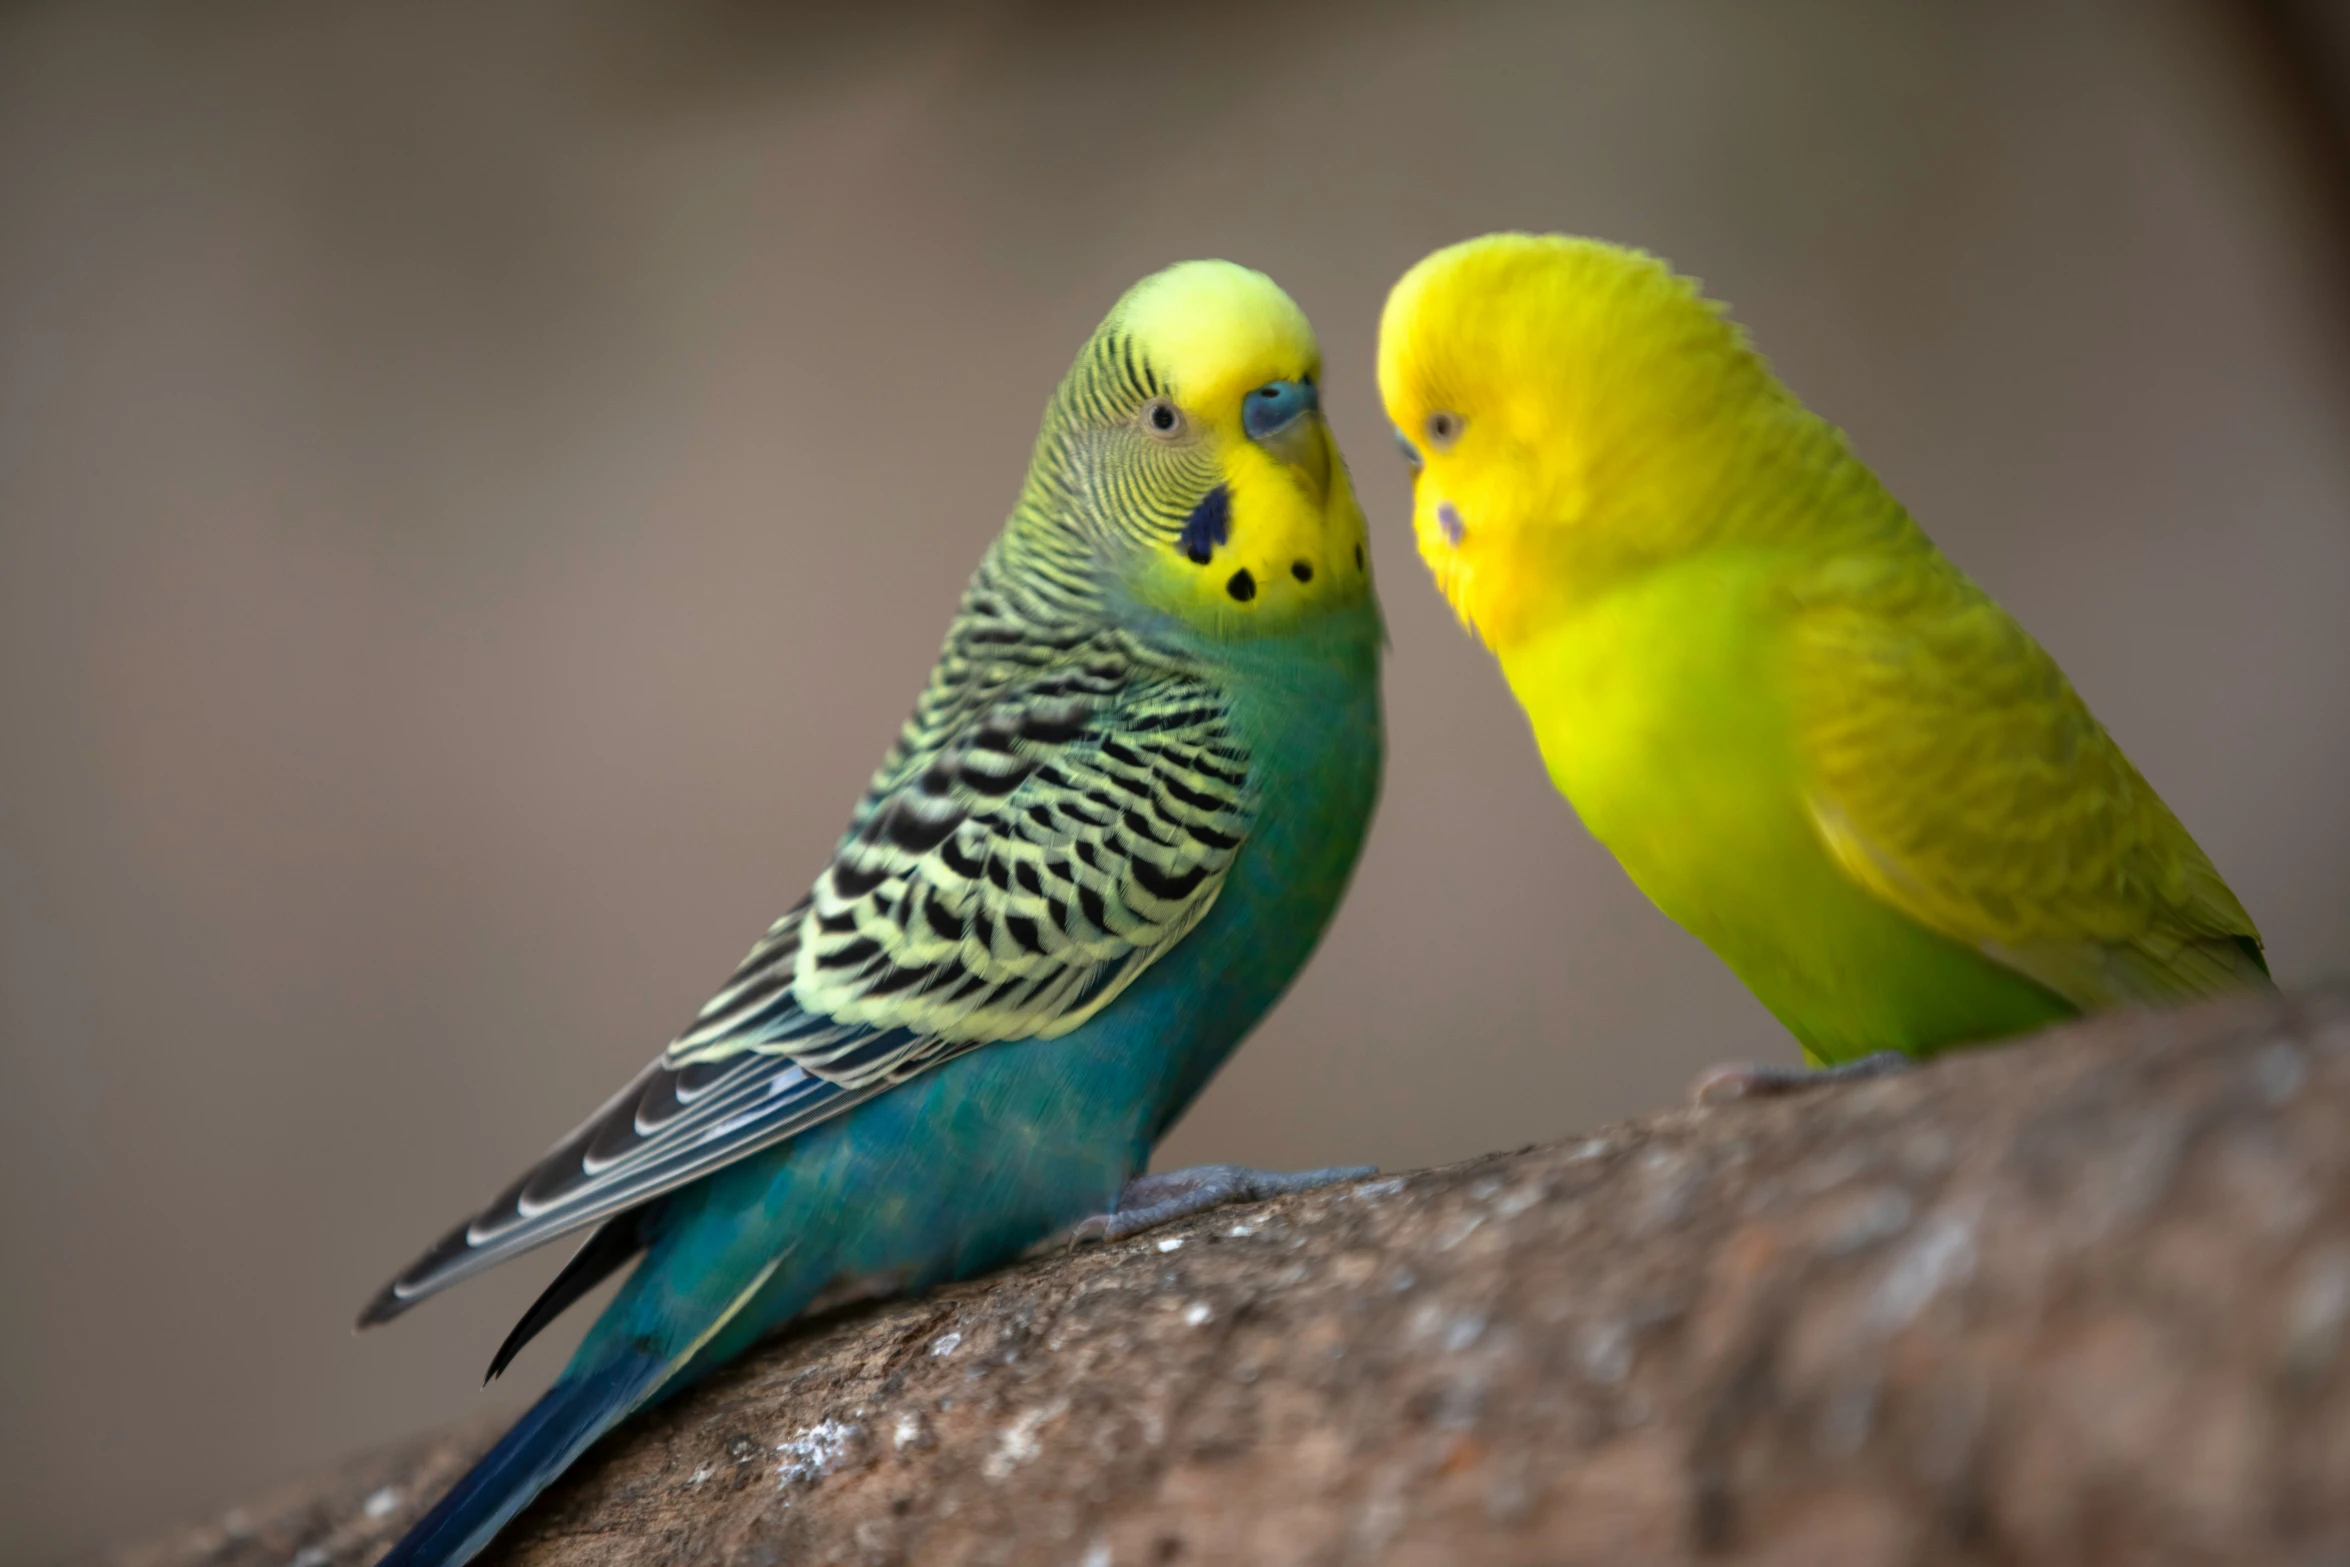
[
  {"xmin": 1691, "ymin": 1050, "xmax": 1912, "ymax": 1106},
  {"xmin": 1068, "ymin": 1163, "xmax": 1377, "ymax": 1245}
]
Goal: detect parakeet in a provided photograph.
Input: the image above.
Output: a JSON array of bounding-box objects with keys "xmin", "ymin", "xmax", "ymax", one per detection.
[
  {"xmin": 364, "ymin": 259, "xmax": 1383, "ymax": 1567},
  {"xmin": 1377, "ymin": 234, "xmax": 2268, "ymax": 1076}
]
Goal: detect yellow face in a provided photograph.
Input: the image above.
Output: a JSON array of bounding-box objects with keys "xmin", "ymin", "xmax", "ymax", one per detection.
[
  {"xmin": 1378, "ymin": 234, "xmax": 1743, "ymax": 651},
  {"xmin": 1082, "ymin": 261, "xmax": 1374, "ymax": 639},
  {"xmin": 1376, "ymin": 235, "xmax": 1593, "ymax": 651}
]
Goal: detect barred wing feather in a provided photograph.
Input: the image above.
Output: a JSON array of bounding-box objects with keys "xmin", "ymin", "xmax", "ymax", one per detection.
[{"xmin": 360, "ymin": 649, "xmax": 1253, "ymax": 1325}]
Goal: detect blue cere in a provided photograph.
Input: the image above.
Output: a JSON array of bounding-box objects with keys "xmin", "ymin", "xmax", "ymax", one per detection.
[{"xmin": 1243, "ymin": 378, "xmax": 1318, "ymax": 441}]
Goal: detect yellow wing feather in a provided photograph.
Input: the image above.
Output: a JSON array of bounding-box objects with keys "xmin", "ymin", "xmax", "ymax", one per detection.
[{"xmin": 1787, "ymin": 547, "xmax": 2268, "ymax": 1010}]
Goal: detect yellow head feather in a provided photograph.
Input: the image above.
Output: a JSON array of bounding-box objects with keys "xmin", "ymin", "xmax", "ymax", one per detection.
[
  {"xmin": 1076, "ymin": 262, "xmax": 1373, "ymax": 638},
  {"xmin": 1377, "ymin": 234, "xmax": 1888, "ymax": 650},
  {"xmin": 1114, "ymin": 262, "xmax": 1318, "ymax": 420}
]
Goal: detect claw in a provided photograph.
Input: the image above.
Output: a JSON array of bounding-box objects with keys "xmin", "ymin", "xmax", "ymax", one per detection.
[
  {"xmin": 1691, "ymin": 1050, "xmax": 1912, "ymax": 1106},
  {"xmin": 1069, "ymin": 1162, "xmax": 1377, "ymax": 1245}
]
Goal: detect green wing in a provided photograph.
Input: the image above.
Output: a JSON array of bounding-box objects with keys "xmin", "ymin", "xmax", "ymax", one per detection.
[
  {"xmin": 1787, "ymin": 549, "xmax": 2267, "ymax": 1011},
  {"xmin": 365, "ymin": 630, "xmax": 1255, "ymax": 1323},
  {"xmin": 670, "ymin": 629, "xmax": 1255, "ymax": 1076}
]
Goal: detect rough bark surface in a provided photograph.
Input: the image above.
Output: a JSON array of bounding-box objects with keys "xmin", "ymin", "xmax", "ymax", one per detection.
[{"xmin": 118, "ymin": 986, "xmax": 2350, "ymax": 1567}]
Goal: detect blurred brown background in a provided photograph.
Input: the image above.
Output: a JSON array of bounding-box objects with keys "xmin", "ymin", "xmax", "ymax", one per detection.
[{"xmin": 3, "ymin": 2, "xmax": 2346, "ymax": 1560}]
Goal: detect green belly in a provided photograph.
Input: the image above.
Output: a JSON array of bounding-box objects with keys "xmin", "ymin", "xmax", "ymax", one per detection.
[{"xmin": 1502, "ymin": 559, "xmax": 2072, "ymax": 1064}]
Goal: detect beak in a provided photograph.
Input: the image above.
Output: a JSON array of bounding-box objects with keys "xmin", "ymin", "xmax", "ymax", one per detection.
[{"xmin": 1244, "ymin": 379, "xmax": 1331, "ymax": 497}]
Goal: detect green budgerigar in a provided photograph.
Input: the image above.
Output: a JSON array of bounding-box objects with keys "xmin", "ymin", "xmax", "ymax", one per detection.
[{"xmin": 364, "ymin": 260, "xmax": 1384, "ymax": 1566}]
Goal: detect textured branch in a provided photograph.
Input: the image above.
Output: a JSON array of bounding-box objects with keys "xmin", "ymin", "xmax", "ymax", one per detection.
[{"xmin": 120, "ymin": 986, "xmax": 2350, "ymax": 1566}]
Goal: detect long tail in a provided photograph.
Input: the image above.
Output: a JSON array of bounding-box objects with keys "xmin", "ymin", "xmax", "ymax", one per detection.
[{"xmin": 375, "ymin": 1346, "xmax": 668, "ymax": 1567}]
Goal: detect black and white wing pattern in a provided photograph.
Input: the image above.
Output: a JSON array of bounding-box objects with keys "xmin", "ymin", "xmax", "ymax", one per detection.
[
  {"xmin": 700, "ymin": 648, "xmax": 1256, "ymax": 1072},
  {"xmin": 359, "ymin": 633, "xmax": 1255, "ymax": 1326}
]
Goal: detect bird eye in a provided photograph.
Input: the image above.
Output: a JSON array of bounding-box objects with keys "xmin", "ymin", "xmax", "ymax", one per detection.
[
  {"xmin": 1141, "ymin": 399, "xmax": 1186, "ymax": 440},
  {"xmin": 1392, "ymin": 426, "xmax": 1423, "ymax": 472},
  {"xmin": 1425, "ymin": 411, "xmax": 1464, "ymax": 451}
]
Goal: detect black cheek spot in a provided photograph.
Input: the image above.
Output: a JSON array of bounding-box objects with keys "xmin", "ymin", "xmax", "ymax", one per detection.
[
  {"xmin": 1179, "ymin": 485, "xmax": 1231, "ymax": 566},
  {"xmin": 1354, "ymin": 544, "xmax": 1365, "ymax": 571},
  {"xmin": 1291, "ymin": 560, "xmax": 1314, "ymax": 584},
  {"xmin": 1226, "ymin": 569, "xmax": 1256, "ymax": 603}
]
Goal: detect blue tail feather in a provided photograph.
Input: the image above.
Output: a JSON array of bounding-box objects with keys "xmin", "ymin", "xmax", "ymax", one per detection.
[{"xmin": 376, "ymin": 1347, "xmax": 667, "ymax": 1567}]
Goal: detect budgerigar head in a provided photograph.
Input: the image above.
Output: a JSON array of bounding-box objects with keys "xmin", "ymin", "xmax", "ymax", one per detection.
[
  {"xmin": 1377, "ymin": 234, "xmax": 1793, "ymax": 651},
  {"xmin": 1014, "ymin": 260, "xmax": 1373, "ymax": 638}
]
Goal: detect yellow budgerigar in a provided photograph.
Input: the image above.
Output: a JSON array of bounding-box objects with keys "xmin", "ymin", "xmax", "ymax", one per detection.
[{"xmin": 1378, "ymin": 234, "xmax": 2271, "ymax": 1084}]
